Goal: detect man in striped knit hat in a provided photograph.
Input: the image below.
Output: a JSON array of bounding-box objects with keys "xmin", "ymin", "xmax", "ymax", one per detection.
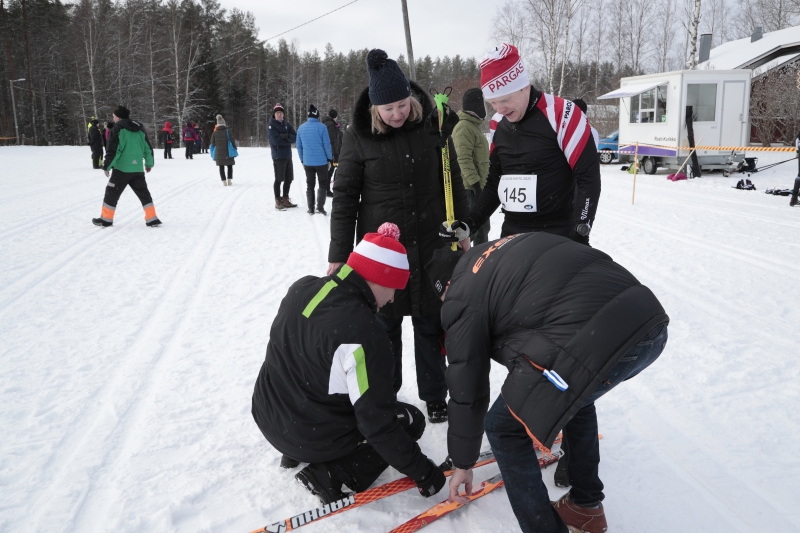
[
  {"xmin": 252, "ymin": 222, "xmax": 445, "ymax": 505},
  {"xmin": 440, "ymin": 44, "xmax": 601, "ymax": 245}
]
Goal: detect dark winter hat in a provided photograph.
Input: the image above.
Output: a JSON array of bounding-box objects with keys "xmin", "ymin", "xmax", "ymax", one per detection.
[
  {"xmin": 328, "ymin": 108, "xmax": 338, "ymax": 119},
  {"xmin": 308, "ymin": 105, "xmax": 320, "ymax": 119},
  {"xmin": 113, "ymin": 105, "xmax": 130, "ymax": 120},
  {"xmin": 273, "ymin": 103, "xmax": 285, "ymax": 115},
  {"xmin": 462, "ymin": 88, "xmax": 486, "ymax": 119},
  {"xmin": 424, "ymin": 246, "xmax": 464, "ymax": 298},
  {"xmin": 366, "ymin": 49, "xmax": 411, "ymax": 106},
  {"xmin": 572, "ymin": 98, "xmax": 588, "ymax": 115}
]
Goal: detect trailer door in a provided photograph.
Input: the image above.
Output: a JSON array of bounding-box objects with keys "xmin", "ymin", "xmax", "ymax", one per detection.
[{"xmin": 720, "ymin": 81, "xmax": 746, "ymax": 148}]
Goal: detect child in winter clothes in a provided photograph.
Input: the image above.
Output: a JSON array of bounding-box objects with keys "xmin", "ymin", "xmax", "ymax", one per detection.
[{"xmin": 162, "ymin": 121, "xmax": 174, "ymax": 159}]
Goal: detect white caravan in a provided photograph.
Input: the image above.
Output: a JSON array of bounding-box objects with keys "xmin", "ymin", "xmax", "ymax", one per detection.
[{"xmin": 598, "ymin": 69, "xmax": 752, "ymax": 175}]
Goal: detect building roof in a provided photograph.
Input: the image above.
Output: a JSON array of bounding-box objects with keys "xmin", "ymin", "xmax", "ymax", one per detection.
[{"xmin": 697, "ymin": 25, "xmax": 800, "ymax": 72}]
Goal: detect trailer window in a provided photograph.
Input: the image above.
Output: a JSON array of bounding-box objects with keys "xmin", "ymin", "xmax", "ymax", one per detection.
[
  {"xmin": 686, "ymin": 83, "xmax": 717, "ymax": 121},
  {"xmin": 629, "ymin": 84, "xmax": 667, "ymax": 123}
]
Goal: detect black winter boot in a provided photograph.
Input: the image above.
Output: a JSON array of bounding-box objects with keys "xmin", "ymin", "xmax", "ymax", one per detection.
[
  {"xmin": 92, "ymin": 218, "xmax": 112, "ymax": 227},
  {"xmin": 295, "ymin": 463, "xmax": 347, "ymax": 505},
  {"xmin": 426, "ymin": 401, "xmax": 448, "ymax": 424}
]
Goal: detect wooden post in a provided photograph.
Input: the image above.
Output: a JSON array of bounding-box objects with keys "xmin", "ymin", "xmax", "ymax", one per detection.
[
  {"xmin": 400, "ymin": 0, "xmax": 416, "ymax": 81},
  {"xmin": 632, "ymin": 141, "xmax": 639, "ymax": 205}
]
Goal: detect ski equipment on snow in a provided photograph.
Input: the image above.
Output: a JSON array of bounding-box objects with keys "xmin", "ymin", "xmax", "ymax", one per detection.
[
  {"xmin": 388, "ymin": 450, "xmax": 563, "ymax": 533},
  {"xmin": 250, "ymin": 450, "xmax": 497, "ymax": 533}
]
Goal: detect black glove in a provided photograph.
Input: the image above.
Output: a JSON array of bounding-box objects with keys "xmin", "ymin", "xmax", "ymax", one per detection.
[
  {"xmin": 416, "ymin": 460, "xmax": 446, "ymax": 498},
  {"xmin": 439, "ymin": 220, "xmax": 471, "ymax": 242},
  {"xmin": 472, "ymin": 183, "xmax": 483, "ymax": 199},
  {"xmin": 279, "ymin": 133, "xmax": 289, "ymax": 140},
  {"xmin": 426, "ymin": 103, "xmax": 460, "ymax": 148}
]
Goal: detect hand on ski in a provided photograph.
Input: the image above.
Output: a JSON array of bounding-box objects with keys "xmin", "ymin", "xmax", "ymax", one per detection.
[
  {"xmin": 448, "ymin": 467, "xmax": 473, "ymax": 504},
  {"xmin": 439, "ymin": 220, "xmax": 470, "ymax": 242}
]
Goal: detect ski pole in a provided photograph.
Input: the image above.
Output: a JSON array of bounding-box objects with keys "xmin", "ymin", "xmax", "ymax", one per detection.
[{"xmin": 432, "ymin": 87, "xmax": 457, "ymax": 251}]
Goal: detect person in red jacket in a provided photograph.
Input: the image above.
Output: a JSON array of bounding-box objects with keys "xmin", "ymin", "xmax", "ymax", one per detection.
[{"xmin": 162, "ymin": 121, "xmax": 174, "ymax": 159}]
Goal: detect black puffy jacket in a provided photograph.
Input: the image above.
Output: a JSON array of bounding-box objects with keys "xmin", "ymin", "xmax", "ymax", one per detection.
[
  {"xmin": 251, "ymin": 264, "xmax": 431, "ymax": 481},
  {"xmin": 321, "ymin": 115, "xmax": 342, "ymax": 161},
  {"xmin": 442, "ymin": 232, "xmax": 668, "ymax": 469},
  {"xmin": 267, "ymin": 117, "xmax": 296, "ymax": 160},
  {"xmin": 328, "ymin": 81, "xmax": 470, "ymax": 318}
]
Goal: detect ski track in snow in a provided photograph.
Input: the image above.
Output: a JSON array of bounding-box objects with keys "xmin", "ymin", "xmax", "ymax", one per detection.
[{"xmin": 1, "ymin": 147, "xmax": 798, "ymax": 533}]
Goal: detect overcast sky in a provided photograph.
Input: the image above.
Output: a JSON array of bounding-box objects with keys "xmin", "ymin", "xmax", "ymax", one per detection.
[{"xmin": 236, "ymin": 0, "xmax": 497, "ymax": 62}]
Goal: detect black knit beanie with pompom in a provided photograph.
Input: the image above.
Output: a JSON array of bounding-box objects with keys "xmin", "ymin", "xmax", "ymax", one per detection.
[{"xmin": 366, "ymin": 49, "xmax": 411, "ymax": 106}]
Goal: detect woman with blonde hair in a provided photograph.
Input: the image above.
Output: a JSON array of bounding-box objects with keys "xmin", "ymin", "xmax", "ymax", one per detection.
[{"xmin": 327, "ymin": 49, "xmax": 471, "ymax": 424}]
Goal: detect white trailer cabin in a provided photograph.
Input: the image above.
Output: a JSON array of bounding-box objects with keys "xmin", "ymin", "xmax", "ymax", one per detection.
[{"xmin": 598, "ymin": 69, "xmax": 752, "ymax": 174}]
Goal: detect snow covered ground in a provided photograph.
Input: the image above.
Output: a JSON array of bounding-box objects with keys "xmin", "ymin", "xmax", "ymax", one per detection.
[{"xmin": 1, "ymin": 145, "xmax": 798, "ymax": 533}]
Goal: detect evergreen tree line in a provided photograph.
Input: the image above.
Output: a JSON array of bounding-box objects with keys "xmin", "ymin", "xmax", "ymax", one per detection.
[{"xmin": 0, "ymin": 0, "xmax": 483, "ymax": 147}]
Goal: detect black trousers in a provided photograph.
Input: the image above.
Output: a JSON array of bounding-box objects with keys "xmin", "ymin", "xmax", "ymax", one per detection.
[
  {"xmin": 164, "ymin": 144, "xmax": 172, "ymax": 158},
  {"xmin": 792, "ymin": 175, "xmax": 800, "ymax": 202},
  {"xmin": 100, "ymin": 169, "xmax": 157, "ymax": 223},
  {"xmin": 91, "ymin": 147, "xmax": 103, "ymax": 169},
  {"xmin": 218, "ymin": 165, "xmax": 232, "ymax": 181},
  {"xmin": 321, "ymin": 402, "xmax": 426, "ymax": 492},
  {"xmin": 304, "ymin": 164, "xmax": 329, "ymax": 210},
  {"xmin": 273, "ymin": 158, "xmax": 294, "ymax": 198},
  {"xmin": 184, "ymin": 140, "xmax": 193, "ymax": 159}
]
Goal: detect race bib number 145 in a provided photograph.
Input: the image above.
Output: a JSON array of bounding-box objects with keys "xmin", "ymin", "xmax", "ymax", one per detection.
[{"xmin": 499, "ymin": 174, "xmax": 537, "ymax": 212}]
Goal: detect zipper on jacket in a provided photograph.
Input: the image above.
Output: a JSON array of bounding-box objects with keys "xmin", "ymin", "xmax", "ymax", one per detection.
[{"xmin": 521, "ymin": 354, "xmax": 569, "ymax": 391}]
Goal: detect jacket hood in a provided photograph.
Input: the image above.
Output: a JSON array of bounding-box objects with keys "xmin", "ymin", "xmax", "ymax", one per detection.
[
  {"xmin": 321, "ymin": 115, "xmax": 338, "ymax": 126},
  {"xmin": 351, "ymin": 80, "xmax": 432, "ymax": 139},
  {"xmin": 162, "ymin": 121, "xmax": 172, "ymax": 131},
  {"xmin": 456, "ymin": 110, "xmax": 484, "ymax": 125},
  {"xmin": 116, "ymin": 119, "xmax": 144, "ymax": 133}
]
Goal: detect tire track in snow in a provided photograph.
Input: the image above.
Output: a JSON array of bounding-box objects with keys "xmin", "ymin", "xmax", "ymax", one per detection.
[
  {"xmin": 22, "ymin": 181, "xmax": 253, "ymax": 533},
  {"xmin": 0, "ymin": 177, "xmax": 204, "ymax": 308}
]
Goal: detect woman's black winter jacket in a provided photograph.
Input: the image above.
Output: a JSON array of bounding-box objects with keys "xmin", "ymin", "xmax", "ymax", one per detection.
[{"xmin": 328, "ymin": 81, "xmax": 470, "ymax": 318}]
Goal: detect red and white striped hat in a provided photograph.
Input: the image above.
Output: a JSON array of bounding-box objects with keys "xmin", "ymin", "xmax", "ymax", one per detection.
[
  {"xmin": 347, "ymin": 222, "xmax": 409, "ymax": 290},
  {"xmin": 480, "ymin": 44, "xmax": 530, "ymax": 100}
]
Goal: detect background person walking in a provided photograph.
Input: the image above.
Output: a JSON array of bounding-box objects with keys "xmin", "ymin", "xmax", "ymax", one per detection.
[
  {"xmin": 322, "ymin": 108, "xmax": 342, "ymax": 197},
  {"xmin": 296, "ymin": 104, "xmax": 333, "ymax": 215},
  {"xmin": 210, "ymin": 114, "xmax": 236, "ymax": 186},
  {"xmin": 93, "ymin": 105, "xmax": 161, "ymax": 227},
  {"xmin": 88, "ymin": 119, "xmax": 104, "ymax": 169},
  {"xmin": 267, "ymin": 103, "xmax": 297, "ymax": 211},
  {"xmin": 182, "ymin": 121, "xmax": 197, "ymax": 159},
  {"xmin": 162, "ymin": 121, "xmax": 174, "ymax": 159}
]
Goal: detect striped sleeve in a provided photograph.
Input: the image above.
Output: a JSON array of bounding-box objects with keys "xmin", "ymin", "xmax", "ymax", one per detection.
[
  {"xmin": 536, "ymin": 92, "xmax": 591, "ymax": 169},
  {"xmin": 329, "ymin": 344, "xmax": 369, "ymax": 405}
]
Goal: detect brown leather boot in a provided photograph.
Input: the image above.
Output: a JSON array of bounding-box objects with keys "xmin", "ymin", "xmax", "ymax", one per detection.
[
  {"xmin": 552, "ymin": 494, "xmax": 607, "ymax": 533},
  {"xmin": 275, "ymin": 198, "xmax": 286, "ymax": 210},
  {"xmin": 282, "ymin": 196, "xmax": 297, "ymax": 208}
]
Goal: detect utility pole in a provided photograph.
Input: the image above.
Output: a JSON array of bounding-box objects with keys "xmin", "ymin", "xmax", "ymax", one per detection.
[
  {"xmin": 400, "ymin": 0, "xmax": 416, "ymax": 81},
  {"xmin": 9, "ymin": 78, "xmax": 25, "ymax": 145}
]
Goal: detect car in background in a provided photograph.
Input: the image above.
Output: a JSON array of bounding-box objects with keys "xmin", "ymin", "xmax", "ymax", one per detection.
[{"xmin": 597, "ymin": 130, "xmax": 618, "ymax": 164}]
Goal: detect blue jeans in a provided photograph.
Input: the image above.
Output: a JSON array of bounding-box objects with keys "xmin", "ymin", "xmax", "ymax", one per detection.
[
  {"xmin": 375, "ymin": 313, "xmax": 447, "ymax": 402},
  {"xmin": 484, "ymin": 323, "xmax": 668, "ymax": 533}
]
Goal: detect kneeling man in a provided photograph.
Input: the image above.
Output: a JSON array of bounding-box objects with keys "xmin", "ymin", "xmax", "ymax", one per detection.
[
  {"xmin": 252, "ymin": 223, "xmax": 445, "ymax": 504},
  {"xmin": 426, "ymin": 232, "xmax": 669, "ymax": 533}
]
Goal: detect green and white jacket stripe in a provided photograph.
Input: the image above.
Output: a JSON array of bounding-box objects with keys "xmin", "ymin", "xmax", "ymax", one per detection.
[
  {"xmin": 251, "ymin": 265, "xmax": 430, "ymax": 481},
  {"xmin": 329, "ymin": 344, "xmax": 369, "ymax": 404}
]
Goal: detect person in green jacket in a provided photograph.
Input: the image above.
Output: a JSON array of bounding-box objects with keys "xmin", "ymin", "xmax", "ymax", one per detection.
[
  {"xmin": 93, "ymin": 105, "xmax": 161, "ymax": 227},
  {"xmin": 452, "ymin": 89, "xmax": 490, "ymax": 245}
]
